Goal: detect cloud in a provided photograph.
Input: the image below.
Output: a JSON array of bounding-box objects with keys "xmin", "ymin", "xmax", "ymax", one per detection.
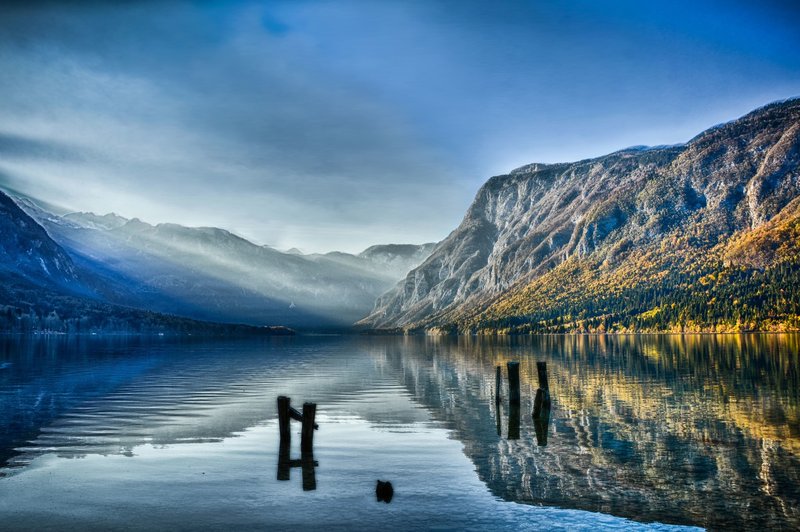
[
  {"xmin": 1, "ymin": 0, "xmax": 798, "ymax": 252},
  {"xmin": 0, "ymin": 1, "xmax": 470, "ymax": 252},
  {"xmin": 0, "ymin": 132, "xmax": 86, "ymax": 162}
]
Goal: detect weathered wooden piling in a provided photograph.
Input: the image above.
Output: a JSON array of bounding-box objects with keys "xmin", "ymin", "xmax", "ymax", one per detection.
[
  {"xmin": 536, "ymin": 361, "xmax": 549, "ymax": 390},
  {"xmin": 507, "ymin": 361, "xmax": 520, "ymax": 405},
  {"xmin": 301, "ymin": 402, "xmax": 317, "ymax": 452},
  {"xmin": 278, "ymin": 396, "xmax": 319, "ymax": 446},
  {"xmin": 277, "ymin": 396, "xmax": 291, "ymax": 443},
  {"xmin": 532, "ymin": 361, "xmax": 551, "ymax": 423},
  {"xmin": 495, "ymin": 365, "xmax": 502, "ymax": 404},
  {"xmin": 277, "ymin": 397, "xmax": 319, "ymax": 490},
  {"xmin": 290, "ymin": 405, "xmax": 319, "ymax": 430}
]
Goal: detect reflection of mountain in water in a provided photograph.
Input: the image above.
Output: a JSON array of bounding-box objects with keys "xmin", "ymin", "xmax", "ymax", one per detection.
[
  {"xmin": 368, "ymin": 334, "xmax": 800, "ymax": 530},
  {"xmin": 0, "ymin": 336, "xmax": 428, "ymax": 472},
  {"xmin": 2, "ymin": 335, "xmax": 797, "ymax": 529}
]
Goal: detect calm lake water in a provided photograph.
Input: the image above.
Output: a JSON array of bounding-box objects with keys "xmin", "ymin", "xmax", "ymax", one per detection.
[{"xmin": 0, "ymin": 334, "xmax": 797, "ymax": 530}]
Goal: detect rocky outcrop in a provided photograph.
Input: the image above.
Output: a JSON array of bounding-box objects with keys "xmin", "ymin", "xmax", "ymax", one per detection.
[{"xmin": 360, "ymin": 98, "xmax": 800, "ymax": 330}]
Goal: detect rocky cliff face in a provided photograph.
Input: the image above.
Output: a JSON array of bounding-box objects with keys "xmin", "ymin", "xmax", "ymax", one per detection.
[{"xmin": 360, "ymin": 98, "xmax": 800, "ymax": 330}]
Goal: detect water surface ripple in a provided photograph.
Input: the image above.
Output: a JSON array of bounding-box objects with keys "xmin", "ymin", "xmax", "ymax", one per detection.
[{"xmin": 0, "ymin": 334, "xmax": 796, "ymax": 530}]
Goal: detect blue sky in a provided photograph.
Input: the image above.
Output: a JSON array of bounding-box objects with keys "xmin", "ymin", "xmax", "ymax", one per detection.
[{"xmin": 0, "ymin": 0, "xmax": 798, "ymax": 253}]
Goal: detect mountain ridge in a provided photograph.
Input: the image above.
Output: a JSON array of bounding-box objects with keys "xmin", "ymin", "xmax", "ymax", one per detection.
[
  {"xmin": 0, "ymin": 189, "xmax": 294, "ymax": 335},
  {"xmin": 359, "ymin": 97, "xmax": 800, "ymax": 333},
  {"xmin": 8, "ymin": 193, "xmax": 436, "ymax": 330}
]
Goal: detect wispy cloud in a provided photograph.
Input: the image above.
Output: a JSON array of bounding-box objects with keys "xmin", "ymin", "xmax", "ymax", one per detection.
[
  {"xmin": 1, "ymin": 0, "xmax": 798, "ymax": 252},
  {"xmin": 0, "ymin": 132, "xmax": 86, "ymax": 162}
]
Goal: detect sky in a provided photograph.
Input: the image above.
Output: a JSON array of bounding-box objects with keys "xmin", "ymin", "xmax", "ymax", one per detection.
[{"xmin": 0, "ymin": 1, "xmax": 799, "ymax": 253}]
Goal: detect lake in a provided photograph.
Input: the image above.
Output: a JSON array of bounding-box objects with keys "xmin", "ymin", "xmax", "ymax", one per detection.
[{"xmin": 0, "ymin": 334, "xmax": 797, "ymax": 530}]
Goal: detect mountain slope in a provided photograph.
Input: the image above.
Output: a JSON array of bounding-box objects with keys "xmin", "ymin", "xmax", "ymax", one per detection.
[
  {"xmin": 0, "ymin": 190, "xmax": 291, "ymax": 335},
  {"xmin": 0, "ymin": 192, "xmax": 83, "ymax": 291},
  {"xmin": 14, "ymin": 197, "xmax": 435, "ymax": 329},
  {"xmin": 306, "ymin": 243, "xmax": 436, "ymax": 283},
  {"xmin": 360, "ymin": 98, "xmax": 800, "ymax": 333}
]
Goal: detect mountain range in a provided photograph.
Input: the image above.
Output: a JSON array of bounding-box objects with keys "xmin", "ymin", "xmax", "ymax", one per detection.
[
  {"xmin": 2, "ymin": 98, "xmax": 798, "ymax": 334},
  {"xmin": 359, "ymin": 98, "xmax": 800, "ymax": 333},
  {"xmin": 0, "ymin": 192, "xmax": 295, "ymax": 335},
  {"xmin": 1, "ymin": 190, "xmax": 434, "ymax": 332}
]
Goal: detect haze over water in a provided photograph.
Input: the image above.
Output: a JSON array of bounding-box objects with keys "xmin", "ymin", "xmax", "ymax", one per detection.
[{"xmin": 0, "ymin": 334, "xmax": 797, "ymax": 530}]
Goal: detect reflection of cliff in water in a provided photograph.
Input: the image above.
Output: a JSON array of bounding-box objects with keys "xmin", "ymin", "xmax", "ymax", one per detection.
[{"xmin": 367, "ymin": 334, "xmax": 800, "ymax": 530}]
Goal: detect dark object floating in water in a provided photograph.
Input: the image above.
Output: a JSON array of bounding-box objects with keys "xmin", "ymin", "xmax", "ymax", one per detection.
[{"xmin": 376, "ymin": 480, "xmax": 393, "ymax": 503}]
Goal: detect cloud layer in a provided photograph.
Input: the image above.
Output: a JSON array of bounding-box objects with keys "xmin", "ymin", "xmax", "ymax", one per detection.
[{"xmin": 1, "ymin": 0, "xmax": 799, "ymax": 252}]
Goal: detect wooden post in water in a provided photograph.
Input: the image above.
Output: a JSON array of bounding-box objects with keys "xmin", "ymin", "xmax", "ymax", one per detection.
[
  {"xmin": 507, "ymin": 361, "xmax": 520, "ymax": 405},
  {"xmin": 532, "ymin": 361, "xmax": 551, "ymax": 422},
  {"xmin": 495, "ymin": 365, "xmax": 502, "ymax": 404},
  {"xmin": 301, "ymin": 402, "xmax": 317, "ymax": 452},
  {"xmin": 276, "ymin": 396, "xmax": 320, "ymax": 490},
  {"xmin": 278, "ymin": 396, "xmax": 291, "ymax": 443},
  {"xmin": 536, "ymin": 361, "xmax": 549, "ymax": 390},
  {"xmin": 290, "ymin": 405, "xmax": 319, "ymax": 429}
]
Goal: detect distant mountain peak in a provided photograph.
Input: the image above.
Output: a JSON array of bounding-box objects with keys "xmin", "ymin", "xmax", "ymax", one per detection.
[{"xmin": 62, "ymin": 211, "xmax": 129, "ymax": 231}]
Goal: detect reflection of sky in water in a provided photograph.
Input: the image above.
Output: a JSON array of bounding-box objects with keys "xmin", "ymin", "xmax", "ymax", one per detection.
[
  {"xmin": 0, "ymin": 415, "xmax": 687, "ymax": 531},
  {"xmin": 0, "ymin": 335, "xmax": 797, "ymax": 529}
]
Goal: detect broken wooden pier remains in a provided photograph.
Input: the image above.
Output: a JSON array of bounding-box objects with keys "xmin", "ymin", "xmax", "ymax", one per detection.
[
  {"xmin": 494, "ymin": 360, "xmax": 552, "ymax": 445},
  {"xmin": 277, "ymin": 395, "xmax": 319, "ymax": 490},
  {"xmin": 277, "ymin": 395, "xmax": 318, "ymax": 451}
]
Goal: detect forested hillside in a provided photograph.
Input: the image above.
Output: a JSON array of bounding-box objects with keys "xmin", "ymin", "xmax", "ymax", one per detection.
[{"xmin": 360, "ymin": 98, "xmax": 800, "ymax": 334}]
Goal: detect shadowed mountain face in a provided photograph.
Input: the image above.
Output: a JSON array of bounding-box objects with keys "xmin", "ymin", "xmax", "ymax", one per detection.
[
  {"xmin": 0, "ymin": 192, "xmax": 82, "ymax": 291},
  {"xmin": 360, "ymin": 99, "xmax": 800, "ymax": 332},
  {"xmin": 0, "ymin": 191, "xmax": 294, "ymax": 335},
  {"xmin": 11, "ymin": 197, "xmax": 434, "ymax": 330}
]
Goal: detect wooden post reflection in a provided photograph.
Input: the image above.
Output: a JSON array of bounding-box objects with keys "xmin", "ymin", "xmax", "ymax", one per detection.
[
  {"xmin": 277, "ymin": 440, "xmax": 291, "ymax": 481},
  {"xmin": 277, "ymin": 445, "xmax": 319, "ymax": 491},
  {"xmin": 508, "ymin": 402, "xmax": 520, "ymax": 440},
  {"xmin": 532, "ymin": 361, "xmax": 552, "ymax": 447},
  {"xmin": 301, "ymin": 451, "xmax": 317, "ymax": 491},
  {"xmin": 533, "ymin": 404, "xmax": 550, "ymax": 446},
  {"xmin": 495, "ymin": 365, "xmax": 502, "ymax": 403},
  {"xmin": 495, "ymin": 402, "xmax": 502, "ymax": 437}
]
